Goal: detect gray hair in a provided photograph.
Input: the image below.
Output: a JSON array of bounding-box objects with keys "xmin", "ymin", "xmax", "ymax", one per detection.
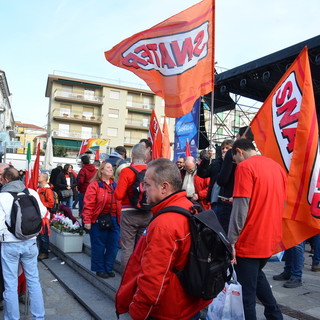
[
  {"xmin": 147, "ymin": 158, "xmax": 182, "ymax": 192},
  {"xmin": 132, "ymin": 143, "xmax": 147, "ymax": 161}
]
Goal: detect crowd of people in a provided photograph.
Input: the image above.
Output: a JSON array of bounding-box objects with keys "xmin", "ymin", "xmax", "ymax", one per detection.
[{"xmin": 0, "ymin": 129, "xmax": 319, "ymax": 320}]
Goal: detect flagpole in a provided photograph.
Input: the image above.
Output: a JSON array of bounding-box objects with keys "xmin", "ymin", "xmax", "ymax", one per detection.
[{"xmin": 209, "ymin": 0, "xmax": 215, "ymax": 150}]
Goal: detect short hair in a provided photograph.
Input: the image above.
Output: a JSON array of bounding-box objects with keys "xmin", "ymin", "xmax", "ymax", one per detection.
[
  {"xmin": 199, "ymin": 150, "xmax": 207, "ymax": 160},
  {"xmin": 40, "ymin": 172, "xmax": 49, "ymax": 181},
  {"xmin": 232, "ymin": 139, "xmax": 256, "ymax": 155},
  {"xmin": 238, "ymin": 126, "xmax": 254, "ymax": 142},
  {"xmin": 132, "ymin": 143, "xmax": 147, "ymax": 161},
  {"xmin": 2, "ymin": 167, "xmax": 20, "ymax": 182},
  {"xmin": 81, "ymin": 155, "xmax": 90, "ymax": 165},
  {"xmin": 147, "ymin": 158, "xmax": 182, "ymax": 192},
  {"xmin": 115, "ymin": 146, "xmax": 127, "ymax": 157},
  {"xmin": 139, "ymin": 138, "xmax": 152, "ymax": 149},
  {"xmin": 221, "ymin": 139, "xmax": 234, "ymax": 148}
]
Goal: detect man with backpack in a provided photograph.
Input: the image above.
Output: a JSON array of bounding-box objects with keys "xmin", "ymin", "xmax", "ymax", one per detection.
[
  {"xmin": 116, "ymin": 158, "xmax": 211, "ymax": 320},
  {"xmin": 0, "ymin": 167, "xmax": 47, "ymax": 319},
  {"xmin": 106, "ymin": 146, "xmax": 128, "ymax": 181},
  {"xmin": 115, "ymin": 143, "xmax": 152, "ymax": 273}
]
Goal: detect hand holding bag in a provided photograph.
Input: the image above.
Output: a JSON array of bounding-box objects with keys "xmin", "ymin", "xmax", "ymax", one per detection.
[{"xmin": 206, "ymin": 266, "xmax": 245, "ymax": 320}]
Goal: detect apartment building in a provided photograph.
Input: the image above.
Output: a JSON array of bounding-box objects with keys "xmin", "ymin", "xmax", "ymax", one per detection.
[
  {"xmin": 45, "ymin": 74, "xmax": 174, "ymax": 158},
  {"xmin": 14, "ymin": 122, "xmax": 47, "ymax": 154}
]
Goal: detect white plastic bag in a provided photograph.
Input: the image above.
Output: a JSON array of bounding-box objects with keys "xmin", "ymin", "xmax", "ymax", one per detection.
[{"xmin": 206, "ymin": 267, "xmax": 245, "ymax": 320}]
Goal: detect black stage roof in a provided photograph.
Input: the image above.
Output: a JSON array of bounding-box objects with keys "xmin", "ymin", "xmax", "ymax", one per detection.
[{"xmin": 205, "ymin": 35, "xmax": 320, "ymax": 114}]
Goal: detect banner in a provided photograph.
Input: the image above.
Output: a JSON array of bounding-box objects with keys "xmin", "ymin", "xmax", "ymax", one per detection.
[
  {"xmin": 79, "ymin": 139, "xmax": 110, "ymax": 154},
  {"xmin": 29, "ymin": 143, "xmax": 40, "ymax": 191},
  {"xmin": 105, "ymin": 0, "xmax": 215, "ymax": 118},
  {"xmin": 174, "ymin": 98, "xmax": 200, "ymax": 160},
  {"xmin": 250, "ymin": 47, "xmax": 320, "ymax": 250},
  {"xmin": 149, "ymin": 110, "xmax": 163, "ymax": 159},
  {"xmin": 161, "ymin": 117, "xmax": 171, "ymax": 159}
]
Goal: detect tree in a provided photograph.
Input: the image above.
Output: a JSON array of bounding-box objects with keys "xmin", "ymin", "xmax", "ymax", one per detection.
[{"xmin": 53, "ymin": 145, "xmax": 67, "ymax": 157}]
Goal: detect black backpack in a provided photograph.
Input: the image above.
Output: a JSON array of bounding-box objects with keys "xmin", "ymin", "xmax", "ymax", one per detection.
[
  {"xmin": 6, "ymin": 188, "xmax": 42, "ymax": 240},
  {"xmin": 154, "ymin": 206, "xmax": 232, "ymax": 300},
  {"xmin": 128, "ymin": 167, "xmax": 151, "ymax": 212}
]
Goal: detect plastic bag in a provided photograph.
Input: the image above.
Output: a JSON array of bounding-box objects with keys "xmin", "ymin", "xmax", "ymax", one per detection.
[{"xmin": 206, "ymin": 267, "xmax": 245, "ymax": 320}]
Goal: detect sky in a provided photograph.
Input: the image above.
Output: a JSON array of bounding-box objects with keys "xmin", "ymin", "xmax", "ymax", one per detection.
[{"xmin": 1, "ymin": 0, "xmax": 319, "ymax": 128}]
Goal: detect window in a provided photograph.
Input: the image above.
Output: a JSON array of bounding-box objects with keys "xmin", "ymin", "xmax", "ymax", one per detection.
[
  {"xmin": 217, "ymin": 128, "xmax": 223, "ymax": 135},
  {"xmin": 81, "ymin": 126, "xmax": 92, "ymax": 139},
  {"xmin": 58, "ymin": 124, "xmax": 70, "ymax": 137},
  {"xmin": 110, "ymin": 90, "xmax": 120, "ymax": 100},
  {"xmin": 127, "ymin": 94, "xmax": 133, "ymax": 107},
  {"xmin": 60, "ymin": 105, "xmax": 71, "ymax": 116},
  {"xmin": 82, "ymin": 106, "xmax": 94, "ymax": 119},
  {"xmin": 61, "ymin": 85, "xmax": 72, "ymax": 98},
  {"xmin": 108, "ymin": 108, "xmax": 119, "ymax": 118},
  {"xmin": 142, "ymin": 118, "xmax": 149, "ymax": 127},
  {"xmin": 124, "ymin": 130, "xmax": 131, "ymax": 143},
  {"xmin": 107, "ymin": 127, "xmax": 118, "ymax": 137},
  {"xmin": 84, "ymin": 89, "xmax": 95, "ymax": 100},
  {"xmin": 143, "ymin": 96, "xmax": 152, "ymax": 109}
]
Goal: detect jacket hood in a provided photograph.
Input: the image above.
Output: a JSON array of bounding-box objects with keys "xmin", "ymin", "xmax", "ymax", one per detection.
[
  {"xmin": 83, "ymin": 164, "xmax": 97, "ymax": 173},
  {"xmin": 108, "ymin": 152, "xmax": 122, "ymax": 159},
  {"xmin": 1, "ymin": 180, "xmax": 25, "ymax": 193}
]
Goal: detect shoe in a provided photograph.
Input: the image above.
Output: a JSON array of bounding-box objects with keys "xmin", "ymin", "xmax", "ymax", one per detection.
[
  {"xmin": 19, "ymin": 294, "xmax": 26, "ymax": 304},
  {"xmin": 96, "ymin": 272, "xmax": 110, "ymax": 279},
  {"xmin": 283, "ymin": 279, "xmax": 302, "ymax": 288},
  {"xmin": 38, "ymin": 253, "xmax": 49, "ymax": 260},
  {"xmin": 273, "ymin": 272, "xmax": 290, "ymax": 281},
  {"xmin": 311, "ymin": 264, "xmax": 320, "ymax": 272},
  {"xmin": 107, "ymin": 272, "xmax": 115, "ymax": 278}
]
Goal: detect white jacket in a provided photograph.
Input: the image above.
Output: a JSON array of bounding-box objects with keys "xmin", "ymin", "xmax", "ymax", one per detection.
[{"xmin": 0, "ymin": 180, "xmax": 47, "ymax": 242}]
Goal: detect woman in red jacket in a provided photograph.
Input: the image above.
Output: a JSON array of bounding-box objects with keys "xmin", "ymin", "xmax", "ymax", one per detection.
[{"xmin": 82, "ymin": 162, "xmax": 121, "ymax": 278}]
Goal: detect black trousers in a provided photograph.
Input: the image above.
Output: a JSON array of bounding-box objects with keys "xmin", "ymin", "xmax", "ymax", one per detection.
[{"xmin": 235, "ymin": 257, "xmax": 283, "ymax": 320}]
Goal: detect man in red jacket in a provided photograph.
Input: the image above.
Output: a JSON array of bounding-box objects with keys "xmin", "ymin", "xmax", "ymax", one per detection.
[
  {"xmin": 77, "ymin": 155, "xmax": 97, "ymax": 217},
  {"xmin": 116, "ymin": 158, "xmax": 210, "ymax": 320},
  {"xmin": 115, "ymin": 144, "xmax": 152, "ymax": 273}
]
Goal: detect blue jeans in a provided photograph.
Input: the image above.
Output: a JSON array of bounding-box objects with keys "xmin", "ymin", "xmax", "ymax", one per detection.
[
  {"xmin": 89, "ymin": 217, "xmax": 120, "ymax": 273},
  {"xmin": 37, "ymin": 228, "xmax": 49, "ymax": 254},
  {"xmin": 61, "ymin": 196, "xmax": 73, "ymax": 211},
  {"xmin": 1, "ymin": 239, "xmax": 45, "ymax": 320},
  {"xmin": 215, "ymin": 199, "xmax": 232, "ymax": 234},
  {"xmin": 283, "ymin": 241, "xmax": 305, "ymax": 279},
  {"xmin": 311, "ymin": 234, "xmax": 320, "ymax": 265},
  {"xmin": 78, "ymin": 193, "xmax": 85, "ymax": 217},
  {"xmin": 235, "ymin": 257, "xmax": 283, "ymax": 320}
]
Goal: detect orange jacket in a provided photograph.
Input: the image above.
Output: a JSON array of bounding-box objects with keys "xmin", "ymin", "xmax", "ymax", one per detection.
[
  {"xmin": 37, "ymin": 184, "xmax": 55, "ymax": 209},
  {"xmin": 194, "ymin": 175, "xmax": 210, "ymax": 210},
  {"xmin": 115, "ymin": 191, "xmax": 211, "ymax": 320}
]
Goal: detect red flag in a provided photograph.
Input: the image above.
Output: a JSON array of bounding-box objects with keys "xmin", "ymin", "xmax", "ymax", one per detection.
[
  {"xmin": 105, "ymin": 0, "xmax": 215, "ymax": 118},
  {"xmin": 250, "ymin": 47, "xmax": 320, "ymax": 250},
  {"xmin": 29, "ymin": 143, "xmax": 40, "ymax": 190},
  {"xmin": 149, "ymin": 110, "xmax": 162, "ymax": 159},
  {"xmin": 161, "ymin": 117, "xmax": 171, "ymax": 159},
  {"xmin": 185, "ymin": 139, "xmax": 191, "ymax": 157},
  {"xmin": 95, "ymin": 148, "xmax": 100, "ymax": 161}
]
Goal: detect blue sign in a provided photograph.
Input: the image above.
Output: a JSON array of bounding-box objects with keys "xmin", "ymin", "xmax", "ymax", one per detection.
[{"xmin": 174, "ymin": 99, "xmax": 199, "ymax": 161}]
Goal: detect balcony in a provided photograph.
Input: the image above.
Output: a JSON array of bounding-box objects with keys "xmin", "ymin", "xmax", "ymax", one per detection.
[
  {"xmin": 126, "ymin": 103, "xmax": 154, "ymax": 114},
  {"xmin": 53, "ymin": 112, "xmax": 103, "ymax": 125},
  {"xmin": 125, "ymin": 119, "xmax": 149, "ymax": 131},
  {"xmin": 52, "ymin": 130, "xmax": 101, "ymax": 140},
  {"xmin": 54, "ymin": 90, "xmax": 104, "ymax": 105}
]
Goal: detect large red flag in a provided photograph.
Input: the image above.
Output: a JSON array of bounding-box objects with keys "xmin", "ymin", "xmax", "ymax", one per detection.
[
  {"xmin": 161, "ymin": 117, "xmax": 171, "ymax": 159},
  {"xmin": 185, "ymin": 139, "xmax": 191, "ymax": 157},
  {"xmin": 149, "ymin": 110, "xmax": 162, "ymax": 159},
  {"xmin": 29, "ymin": 143, "xmax": 40, "ymax": 191},
  {"xmin": 250, "ymin": 47, "xmax": 320, "ymax": 250},
  {"xmin": 105, "ymin": 0, "xmax": 215, "ymax": 118}
]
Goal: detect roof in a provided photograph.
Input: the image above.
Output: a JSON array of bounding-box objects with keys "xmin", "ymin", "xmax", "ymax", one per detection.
[
  {"xmin": 15, "ymin": 122, "xmax": 46, "ymax": 131},
  {"xmin": 205, "ymin": 35, "xmax": 320, "ymax": 114}
]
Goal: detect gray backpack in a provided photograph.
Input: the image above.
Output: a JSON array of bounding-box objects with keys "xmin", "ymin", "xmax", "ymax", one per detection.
[{"xmin": 6, "ymin": 188, "xmax": 42, "ymax": 240}]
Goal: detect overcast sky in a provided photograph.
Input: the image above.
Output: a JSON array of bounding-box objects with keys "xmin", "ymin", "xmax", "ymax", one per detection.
[{"xmin": 1, "ymin": 0, "xmax": 319, "ymax": 128}]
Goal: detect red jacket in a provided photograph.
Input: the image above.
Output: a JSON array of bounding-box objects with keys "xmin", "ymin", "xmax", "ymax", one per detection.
[
  {"xmin": 115, "ymin": 191, "xmax": 211, "ymax": 320},
  {"xmin": 194, "ymin": 175, "xmax": 210, "ymax": 210},
  {"xmin": 114, "ymin": 163, "xmax": 147, "ymax": 209},
  {"xmin": 82, "ymin": 179, "xmax": 121, "ymax": 224},
  {"xmin": 77, "ymin": 164, "xmax": 97, "ymax": 194},
  {"xmin": 37, "ymin": 184, "xmax": 55, "ymax": 209}
]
